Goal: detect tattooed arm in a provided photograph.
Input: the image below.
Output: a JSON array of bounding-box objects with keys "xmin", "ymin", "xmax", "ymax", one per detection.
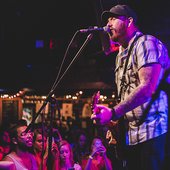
[
  {"xmin": 114, "ymin": 63, "xmax": 161, "ymax": 117},
  {"xmin": 91, "ymin": 63, "xmax": 162, "ymax": 124}
]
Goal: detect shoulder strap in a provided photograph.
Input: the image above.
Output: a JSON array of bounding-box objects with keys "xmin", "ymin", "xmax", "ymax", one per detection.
[{"xmin": 118, "ymin": 34, "xmax": 143, "ymax": 101}]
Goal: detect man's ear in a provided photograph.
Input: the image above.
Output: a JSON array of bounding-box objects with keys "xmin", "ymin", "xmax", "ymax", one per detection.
[
  {"xmin": 12, "ymin": 138, "xmax": 18, "ymax": 145},
  {"xmin": 128, "ymin": 17, "xmax": 133, "ymax": 27}
]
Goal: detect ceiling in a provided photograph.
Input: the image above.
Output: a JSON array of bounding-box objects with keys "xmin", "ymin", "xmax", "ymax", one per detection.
[{"xmin": 0, "ymin": 0, "xmax": 170, "ymax": 96}]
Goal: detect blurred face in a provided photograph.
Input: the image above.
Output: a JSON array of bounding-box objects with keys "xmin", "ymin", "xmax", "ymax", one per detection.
[
  {"xmin": 2, "ymin": 131, "xmax": 11, "ymax": 154},
  {"xmin": 16, "ymin": 126, "xmax": 34, "ymax": 148},
  {"xmin": 59, "ymin": 144, "xmax": 71, "ymax": 162},
  {"xmin": 33, "ymin": 133, "xmax": 47, "ymax": 152},
  {"xmin": 92, "ymin": 138, "xmax": 102, "ymax": 153},
  {"xmin": 2, "ymin": 131, "xmax": 11, "ymax": 144},
  {"xmin": 78, "ymin": 134, "xmax": 87, "ymax": 148},
  {"xmin": 106, "ymin": 16, "xmax": 129, "ymax": 42}
]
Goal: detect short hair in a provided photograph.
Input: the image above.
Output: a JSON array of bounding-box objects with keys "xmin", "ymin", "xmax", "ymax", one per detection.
[
  {"xmin": 8, "ymin": 119, "xmax": 27, "ymax": 150},
  {"xmin": 9, "ymin": 119, "xmax": 27, "ymax": 139}
]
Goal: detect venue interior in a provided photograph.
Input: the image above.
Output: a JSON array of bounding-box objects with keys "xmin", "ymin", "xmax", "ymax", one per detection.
[{"xmin": 0, "ymin": 0, "xmax": 170, "ymax": 127}]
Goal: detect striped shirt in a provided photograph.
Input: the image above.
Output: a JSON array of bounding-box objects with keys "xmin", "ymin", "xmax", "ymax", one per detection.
[{"xmin": 115, "ymin": 31, "xmax": 169, "ymax": 145}]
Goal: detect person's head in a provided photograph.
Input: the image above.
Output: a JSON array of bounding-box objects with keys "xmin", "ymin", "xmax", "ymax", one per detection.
[
  {"xmin": 101, "ymin": 4, "xmax": 138, "ymax": 44},
  {"xmin": 78, "ymin": 134, "xmax": 87, "ymax": 148},
  {"xmin": 91, "ymin": 136, "xmax": 104, "ymax": 154},
  {"xmin": 0, "ymin": 130, "xmax": 11, "ymax": 145},
  {"xmin": 76, "ymin": 130, "xmax": 88, "ymax": 149},
  {"xmin": 33, "ymin": 128, "xmax": 47, "ymax": 153},
  {"xmin": 58, "ymin": 140, "xmax": 74, "ymax": 165},
  {"xmin": 0, "ymin": 126, "xmax": 11, "ymax": 155},
  {"xmin": 9, "ymin": 119, "xmax": 34, "ymax": 151}
]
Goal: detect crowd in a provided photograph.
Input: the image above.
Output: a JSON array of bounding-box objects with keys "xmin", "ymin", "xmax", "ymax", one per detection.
[{"xmin": 0, "ymin": 119, "xmax": 115, "ymax": 170}]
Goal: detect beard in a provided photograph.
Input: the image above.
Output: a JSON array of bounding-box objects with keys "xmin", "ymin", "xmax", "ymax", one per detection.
[{"xmin": 110, "ymin": 24, "xmax": 127, "ymax": 43}]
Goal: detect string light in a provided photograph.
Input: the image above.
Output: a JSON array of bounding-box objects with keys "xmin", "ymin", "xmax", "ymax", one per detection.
[{"xmin": 0, "ymin": 90, "xmax": 117, "ymax": 104}]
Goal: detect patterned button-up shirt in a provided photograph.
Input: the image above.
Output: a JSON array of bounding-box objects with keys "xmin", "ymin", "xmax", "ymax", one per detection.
[{"xmin": 115, "ymin": 31, "xmax": 169, "ymax": 145}]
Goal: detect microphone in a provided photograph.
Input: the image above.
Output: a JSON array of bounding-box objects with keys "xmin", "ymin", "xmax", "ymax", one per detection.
[{"xmin": 79, "ymin": 26, "xmax": 110, "ymax": 33}]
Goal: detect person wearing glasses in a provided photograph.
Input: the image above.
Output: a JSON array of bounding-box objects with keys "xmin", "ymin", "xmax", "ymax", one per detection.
[{"xmin": 2, "ymin": 119, "xmax": 38, "ymax": 170}]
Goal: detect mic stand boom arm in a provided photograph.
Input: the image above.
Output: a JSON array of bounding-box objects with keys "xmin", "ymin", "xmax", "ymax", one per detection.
[
  {"xmin": 50, "ymin": 33, "xmax": 93, "ymax": 90},
  {"xmin": 24, "ymin": 33, "xmax": 94, "ymax": 133}
]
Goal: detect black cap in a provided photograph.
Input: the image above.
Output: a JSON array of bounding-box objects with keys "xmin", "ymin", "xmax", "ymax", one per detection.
[{"xmin": 101, "ymin": 4, "xmax": 137, "ymax": 23}]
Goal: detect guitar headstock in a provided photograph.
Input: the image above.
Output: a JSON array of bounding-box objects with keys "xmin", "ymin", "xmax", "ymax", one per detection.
[{"xmin": 91, "ymin": 91, "xmax": 100, "ymax": 110}]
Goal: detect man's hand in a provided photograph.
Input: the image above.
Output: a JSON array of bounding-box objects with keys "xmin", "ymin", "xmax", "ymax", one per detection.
[{"xmin": 91, "ymin": 104, "xmax": 113, "ymax": 125}]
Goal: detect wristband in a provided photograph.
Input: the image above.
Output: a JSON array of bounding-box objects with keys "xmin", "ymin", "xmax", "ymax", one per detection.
[
  {"xmin": 89, "ymin": 155, "xmax": 93, "ymax": 160},
  {"xmin": 111, "ymin": 108, "xmax": 118, "ymax": 121}
]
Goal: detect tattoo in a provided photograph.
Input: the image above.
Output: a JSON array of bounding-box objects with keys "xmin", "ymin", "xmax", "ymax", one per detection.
[{"xmin": 115, "ymin": 64, "xmax": 161, "ymax": 116}]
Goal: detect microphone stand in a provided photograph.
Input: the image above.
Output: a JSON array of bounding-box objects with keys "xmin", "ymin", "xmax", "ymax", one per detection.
[
  {"xmin": 40, "ymin": 108, "xmax": 46, "ymax": 170},
  {"xmin": 47, "ymin": 97, "xmax": 57, "ymax": 170},
  {"xmin": 23, "ymin": 32, "xmax": 93, "ymax": 170},
  {"xmin": 24, "ymin": 32, "xmax": 93, "ymax": 133}
]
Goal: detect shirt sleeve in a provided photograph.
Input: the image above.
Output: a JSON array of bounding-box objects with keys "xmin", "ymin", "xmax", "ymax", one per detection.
[{"xmin": 136, "ymin": 35, "xmax": 169, "ymax": 70}]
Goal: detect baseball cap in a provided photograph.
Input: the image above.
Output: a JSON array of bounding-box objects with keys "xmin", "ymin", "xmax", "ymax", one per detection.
[{"xmin": 101, "ymin": 4, "xmax": 137, "ymax": 23}]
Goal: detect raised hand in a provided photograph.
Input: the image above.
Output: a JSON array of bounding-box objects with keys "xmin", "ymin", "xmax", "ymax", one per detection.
[{"xmin": 91, "ymin": 104, "xmax": 112, "ymax": 125}]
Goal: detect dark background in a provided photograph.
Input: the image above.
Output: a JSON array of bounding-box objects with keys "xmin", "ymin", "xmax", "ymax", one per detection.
[{"xmin": 0, "ymin": 0, "xmax": 170, "ymax": 96}]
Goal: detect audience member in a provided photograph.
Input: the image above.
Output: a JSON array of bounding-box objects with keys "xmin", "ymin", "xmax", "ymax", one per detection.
[
  {"xmin": 84, "ymin": 136, "xmax": 113, "ymax": 170},
  {"xmin": 2, "ymin": 119, "xmax": 38, "ymax": 170},
  {"xmin": 0, "ymin": 125, "xmax": 11, "ymax": 160},
  {"xmin": 32, "ymin": 128, "xmax": 48, "ymax": 170},
  {"xmin": 32, "ymin": 125, "xmax": 61, "ymax": 170},
  {"xmin": 55, "ymin": 139, "xmax": 82, "ymax": 170},
  {"xmin": 72, "ymin": 130, "xmax": 90, "ymax": 169},
  {"xmin": 105, "ymin": 127, "xmax": 126, "ymax": 170}
]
